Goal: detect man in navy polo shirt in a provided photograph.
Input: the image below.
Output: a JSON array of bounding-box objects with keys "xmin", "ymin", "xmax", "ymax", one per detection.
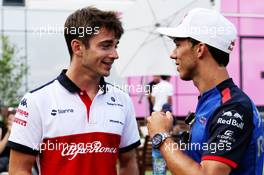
[
  {"xmin": 8, "ymin": 7, "xmax": 140, "ymax": 175},
  {"xmin": 147, "ymin": 8, "xmax": 264, "ymax": 175}
]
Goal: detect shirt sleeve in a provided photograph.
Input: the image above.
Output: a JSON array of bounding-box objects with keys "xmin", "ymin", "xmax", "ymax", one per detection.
[
  {"xmin": 119, "ymin": 95, "xmax": 141, "ymax": 153},
  {"xmin": 8, "ymin": 92, "xmax": 42, "ymax": 155},
  {"xmin": 202, "ymin": 103, "xmax": 254, "ymax": 168},
  {"xmin": 167, "ymin": 84, "xmax": 173, "ymax": 96}
]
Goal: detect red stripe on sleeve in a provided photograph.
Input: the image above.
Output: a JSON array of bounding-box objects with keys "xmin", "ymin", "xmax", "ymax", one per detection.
[{"xmin": 202, "ymin": 155, "xmax": 237, "ymax": 168}]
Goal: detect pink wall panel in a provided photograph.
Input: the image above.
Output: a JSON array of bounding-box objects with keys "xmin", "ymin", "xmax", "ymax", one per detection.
[
  {"xmin": 222, "ymin": 0, "xmax": 264, "ymax": 107},
  {"xmin": 127, "ymin": 77, "xmax": 145, "ymax": 95},
  {"xmin": 176, "ymin": 77, "xmax": 199, "ymax": 94},
  {"xmin": 130, "ymin": 95, "xmax": 149, "ymax": 118},
  {"xmin": 170, "ymin": 76, "xmax": 177, "ymax": 94},
  {"xmin": 221, "ymin": 0, "xmax": 238, "ymax": 13},
  {"xmin": 128, "ymin": 76, "xmax": 152, "ymax": 118},
  {"xmin": 240, "ymin": 0, "xmax": 264, "ymax": 14},
  {"xmin": 174, "ymin": 95, "xmax": 198, "ymax": 117},
  {"xmin": 240, "ymin": 18, "xmax": 264, "ymax": 36},
  {"xmin": 241, "ymin": 39, "xmax": 264, "ymax": 105}
]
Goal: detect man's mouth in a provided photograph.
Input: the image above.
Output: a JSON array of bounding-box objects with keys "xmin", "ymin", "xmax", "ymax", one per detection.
[
  {"xmin": 176, "ymin": 64, "xmax": 180, "ymax": 71},
  {"xmin": 102, "ymin": 61, "xmax": 113, "ymax": 69}
]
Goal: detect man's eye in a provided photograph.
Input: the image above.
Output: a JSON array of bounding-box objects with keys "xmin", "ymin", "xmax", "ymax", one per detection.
[
  {"xmin": 102, "ymin": 45, "xmax": 111, "ymax": 49},
  {"xmin": 103, "ymin": 45, "xmax": 111, "ymax": 47}
]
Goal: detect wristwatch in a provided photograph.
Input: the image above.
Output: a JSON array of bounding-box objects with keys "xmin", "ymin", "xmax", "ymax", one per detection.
[{"xmin": 152, "ymin": 132, "xmax": 171, "ymax": 149}]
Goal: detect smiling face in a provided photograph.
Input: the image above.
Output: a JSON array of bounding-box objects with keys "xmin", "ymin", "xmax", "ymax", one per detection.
[
  {"xmin": 79, "ymin": 28, "xmax": 120, "ymax": 77},
  {"xmin": 170, "ymin": 38, "xmax": 199, "ymax": 81}
]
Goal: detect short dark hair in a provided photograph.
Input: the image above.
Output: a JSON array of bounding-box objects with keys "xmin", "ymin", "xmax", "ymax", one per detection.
[
  {"xmin": 187, "ymin": 38, "xmax": 229, "ymax": 67},
  {"xmin": 161, "ymin": 75, "xmax": 170, "ymax": 80},
  {"xmin": 64, "ymin": 6, "xmax": 124, "ymax": 59}
]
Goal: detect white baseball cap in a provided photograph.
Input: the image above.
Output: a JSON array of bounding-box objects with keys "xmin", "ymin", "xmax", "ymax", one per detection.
[{"xmin": 157, "ymin": 8, "xmax": 237, "ymax": 53}]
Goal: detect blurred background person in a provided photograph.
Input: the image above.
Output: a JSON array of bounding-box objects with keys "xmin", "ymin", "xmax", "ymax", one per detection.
[
  {"xmin": 151, "ymin": 75, "xmax": 173, "ymax": 112},
  {"xmin": 147, "ymin": 75, "xmax": 160, "ymax": 115},
  {"xmin": 0, "ymin": 108, "xmax": 15, "ymax": 172}
]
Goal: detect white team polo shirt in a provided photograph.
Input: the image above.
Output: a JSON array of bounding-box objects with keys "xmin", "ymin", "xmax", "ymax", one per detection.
[{"xmin": 8, "ymin": 70, "xmax": 140, "ymax": 175}]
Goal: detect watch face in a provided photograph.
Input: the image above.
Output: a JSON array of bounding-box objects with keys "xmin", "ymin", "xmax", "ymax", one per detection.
[{"xmin": 152, "ymin": 133, "xmax": 163, "ymax": 148}]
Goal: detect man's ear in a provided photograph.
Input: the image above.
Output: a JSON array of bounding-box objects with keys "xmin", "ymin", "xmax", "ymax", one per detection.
[
  {"xmin": 196, "ymin": 43, "xmax": 207, "ymax": 58},
  {"xmin": 71, "ymin": 39, "xmax": 83, "ymax": 57}
]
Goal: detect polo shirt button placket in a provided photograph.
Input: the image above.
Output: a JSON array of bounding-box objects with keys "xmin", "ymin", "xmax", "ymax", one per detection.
[{"xmin": 79, "ymin": 91, "xmax": 92, "ymax": 122}]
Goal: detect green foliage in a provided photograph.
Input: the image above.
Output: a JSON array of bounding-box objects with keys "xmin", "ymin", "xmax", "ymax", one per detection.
[{"xmin": 0, "ymin": 36, "xmax": 27, "ymax": 107}]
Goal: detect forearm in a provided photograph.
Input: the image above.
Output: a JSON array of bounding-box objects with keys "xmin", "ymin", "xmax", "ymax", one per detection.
[
  {"xmin": 9, "ymin": 150, "xmax": 36, "ymax": 175},
  {"xmin": 9, "ymin": 170, "xmax": 32, "ymax": 175},
  {"xmin": 0, "ymin": 131, "xmax": 10, "ymax": 153},
  {"xmin": 119, "ymin": 150, "xmax": 139, "ymax": 175},
  {"xmin": 119, "ymin": 158, "xmax": 139, "ymax": 175},
  {"xmin": 160, "ymin": 138, "xmax": 202, "ymax": 175}
]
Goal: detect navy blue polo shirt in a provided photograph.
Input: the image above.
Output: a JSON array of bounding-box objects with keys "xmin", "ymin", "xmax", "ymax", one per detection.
[{"xmin": 186, "ymin": 78, "xmax": 264, "ymax": 175}]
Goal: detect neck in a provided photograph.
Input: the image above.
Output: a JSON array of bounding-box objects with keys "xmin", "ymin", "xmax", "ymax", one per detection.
[
  {"xmin": 193, "ymin": 63, "xmax": 229, "ymax": 95},
  {"xmin": 66, "ymin": 63, "xmax": 101, "ymax": 97}
]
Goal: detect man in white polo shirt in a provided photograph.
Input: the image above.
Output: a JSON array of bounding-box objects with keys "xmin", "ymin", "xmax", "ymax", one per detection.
[{"xmin": 8, "ymin": 7, "xmax": 140, "ymax": 175}]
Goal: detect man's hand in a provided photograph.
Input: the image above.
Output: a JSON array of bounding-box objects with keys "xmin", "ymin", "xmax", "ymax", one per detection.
[{"xmin": 147, "ymin": 111, "xmax": 174, "ymax": 138}]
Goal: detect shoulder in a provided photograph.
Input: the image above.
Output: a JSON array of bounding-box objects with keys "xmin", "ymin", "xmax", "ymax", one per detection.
[
  {"xmin": 216, "ymin": 79, "xmax": 253, "ymax": 112},
  {"xmin": 221, "ymin": 86, "xmax": 253, "ymax": 117},
  {"xmin": 19, "ymin": 79, "xmax": 58, "ymax": 107},
  {"xmin": 30, "ymin": 79, "xmax": 57, "ymax": 94}
]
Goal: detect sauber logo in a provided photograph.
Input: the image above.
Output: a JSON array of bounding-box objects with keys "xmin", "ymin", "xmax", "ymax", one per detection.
[
  {"xmin": 110, "ymin": 97, "xmax": 115, "ymax": 102},
  {"xmin": 61, "ymin": 141, "xmax": 117, "ymax": 160},
  {"xmin": 51, "ymin": 109, "xmax": 74, "ymax": 116},
  {"xmin": 106, "ymin": 97, "xmax": 123, "ymax": 107}
]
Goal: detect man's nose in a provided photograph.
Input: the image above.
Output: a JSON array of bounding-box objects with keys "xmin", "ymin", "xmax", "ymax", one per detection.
[
  {"xmin": 170, "ymin": 51, "xmax": 177, "ymax": 60},
  {"xmin": 109, "ymin": 49, "xmax": 119, "ymax": 59}
]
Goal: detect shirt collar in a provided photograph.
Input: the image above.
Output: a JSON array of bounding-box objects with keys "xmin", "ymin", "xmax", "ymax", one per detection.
[
  {"xmin": 57, "ymin": 69, "xmax": 107, "ymax": 94},
  {"xmin": 216, "ymin": 78, "xmax": 235, "ymax": 91},
  {"xmin": 198, "ymin": 78, "xmax": 235, "ymax": 99}
]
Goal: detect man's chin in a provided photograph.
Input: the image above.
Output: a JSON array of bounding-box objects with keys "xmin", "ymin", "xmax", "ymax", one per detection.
[
  {"xmin": 101, "ymin": 71, "xmax": 110, "ymax": 77},
  {"xmin": 180, "ymin": 74, "xmax": 192, "ymax": 81}
]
